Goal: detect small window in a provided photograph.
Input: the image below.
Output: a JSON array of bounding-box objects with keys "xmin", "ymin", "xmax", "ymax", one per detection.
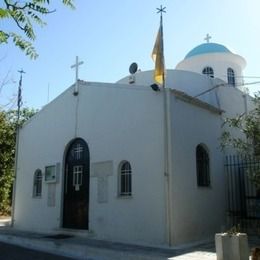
[
  {"xmin": 33, "ymin": 169, "xmax": 42, "ymax": 197},
  {"xmin": 227, "ymin": 68, "xmax": 236, "ymax": 86},
  {"xmin": 73, "ymin": 165, "xmax": 83, "ymax": 191},
  {"xmin": 202, "ymin": 67, "xmax": 214, "ymax": 78},
  {"xmin": 196, "ymin": 145, "xmax": 210, "ymax": 187},
  {"xmin": 119, "ymin": 161, "xmax": 132, "ymax": 196}
]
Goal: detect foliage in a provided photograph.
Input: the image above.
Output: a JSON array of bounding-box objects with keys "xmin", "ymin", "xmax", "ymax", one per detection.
[
  {"xmin": 221, "ymin": 92, "xmax": 260, "ymax": 155},
  {"xmin": 225, "ymin": 225, "xmax": 241, "ymax": 236},
  {"xmin": 0, "ymin": 0, "xmax": 75, "ymax": 59},
  {"xmin": 0, "ymin": 107, "xmax": 37, "ymax": 215},
  {"xmin": 221, "ymin": 92, "xmax": 260, "ymax": 187}
]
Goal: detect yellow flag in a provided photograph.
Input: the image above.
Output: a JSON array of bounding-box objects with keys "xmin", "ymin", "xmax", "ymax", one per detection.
[{"xmin": 151, "ymin": 22, "xmax": 165, "ymax": 85}]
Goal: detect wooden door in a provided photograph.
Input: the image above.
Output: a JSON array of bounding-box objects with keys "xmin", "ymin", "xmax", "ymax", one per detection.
[{"xmin": 63, "ymin": 138, "xmax": 89, "ymax": 229}]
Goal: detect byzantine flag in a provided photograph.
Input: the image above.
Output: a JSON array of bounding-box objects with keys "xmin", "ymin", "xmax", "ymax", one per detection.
[{"xmin": 151, "ymin": 19, "xmax": 165, "ymax": 85}]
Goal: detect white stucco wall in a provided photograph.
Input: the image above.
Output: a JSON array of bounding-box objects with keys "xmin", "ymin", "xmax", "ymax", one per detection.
[
  {"xmin": 117, "ymin": 69, "xmax": 227, "ymax": 108},
  {"xmin": 14, "ymin": 69, "xmax": 254, "ymax": 246},
  {"xmin": 175, "ymin": 53, "xmax": 246, "ymax": 87},
  {"xmin": 14, "ymin": 88, "xmax": 77, "ymax": 232},
  {"xmin": 14, "ymin": 81, "xmax": 167, "ymax": 245},
  {"xmin": 170, "ymin": 94, "xmax": 226, "ymax": 246}
]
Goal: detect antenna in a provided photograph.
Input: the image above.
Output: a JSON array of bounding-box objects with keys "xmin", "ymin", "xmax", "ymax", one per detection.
[{"xmin": 47, "ymin": 83, "xmax": 50, "ymax": 103}]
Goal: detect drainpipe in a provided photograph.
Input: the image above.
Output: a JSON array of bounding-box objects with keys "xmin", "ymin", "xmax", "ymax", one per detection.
[{"xmin": 242, "ymin": 93, "xmax": 248, "ymax": 115}]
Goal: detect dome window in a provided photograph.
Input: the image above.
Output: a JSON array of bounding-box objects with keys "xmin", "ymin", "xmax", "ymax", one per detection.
[
  {"xmin": 202, "ymin": 67, "xmax": 214, "ymax": 78},
  {"xmin": 227, "ymin": 68, "xmax": 236, "ymax": 86}
]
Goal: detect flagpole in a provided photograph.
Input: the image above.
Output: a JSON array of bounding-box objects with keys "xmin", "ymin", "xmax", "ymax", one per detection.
[
  {"xmin": 11, "ymin": 69, "xmax": 25, "ymax": 227},
  {"xmin": 160, "ymin": 9, "xmax": 165, "ymax": 89},
  {"xmin": 160, "ymin": 8, "xmax": 171, "ymax": 243},
  {"xmin": 152, "ymin": 5, "xmax": 173, "ymax": 246}
]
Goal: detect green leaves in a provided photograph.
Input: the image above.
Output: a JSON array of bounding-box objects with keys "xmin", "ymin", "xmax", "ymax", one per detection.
[
  {"xmin": 0, "ymin": 8, "xmax": 10, "ymax": 18},
  {"xmin": 0, "ymin": 0, "xmax": 75, "ymax": 59},
  {"xmin": 0, "ymin": 31, "xmax": 9, "ymax": 43},
  {"xmin": 10, "ymin": 33, "xmax": 38, "ymax": 59},
  {"xmin": 0, "ymin": 108, "xmax": 37, "ymax": 214},
  {"xmin": 221, "ymin": 92, "xmax": 260, "ymax": 156}
]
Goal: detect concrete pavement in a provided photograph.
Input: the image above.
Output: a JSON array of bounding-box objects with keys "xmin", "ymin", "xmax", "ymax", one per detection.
[
  {"xmin": 0, "ymin": 219, "xmax": 260, "ymax": 260},
  {"xmin": 0, "ymin": 217, "xmax": 256, "ymax": 260},
  {"xmin": 0, "ymin": 218, "xmax": 216, "ymax": 260},
  {"xmin": 0, "ymin": 241, "xmax": 72, "ymax": 259}
]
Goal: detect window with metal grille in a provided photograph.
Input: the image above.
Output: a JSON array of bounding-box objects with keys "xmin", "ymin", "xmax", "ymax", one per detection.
[
  {"xmin": 33, "ymin": 169, "xmax": 42, "ymax": 197},
  {"xmin": 196, "ymin": 145, "xmax": 210, "ymax": 187},
  {"xmin": 202, "ymin": 67, "xmax": 214, "ymax": 78},
  {"xmin": 227, "ymin": 68, "xmax": 236, "ymax": 86},
  {"xmin": 119, "ymin": 161, "xmax": 132, "ymax": 196}
]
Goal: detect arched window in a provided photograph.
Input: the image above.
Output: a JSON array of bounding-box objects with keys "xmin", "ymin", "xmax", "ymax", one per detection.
[
  {"xmin": 196, "ymin": 145, "xmax": 210, "ymax": 187},
  {"xmin": 227, "ymin": 68, "xmax": 236, "ymax": 86},
  {"xmin": 202, "ymin": 67, "xmax": 214, "ymax": 78},
  {"xmin": 33, "ymin": 169, "xmax": 42, "ymax": 197},
  {"xmin": 119, "ymin": 161, "xmax": 132, "ymax": 196}
]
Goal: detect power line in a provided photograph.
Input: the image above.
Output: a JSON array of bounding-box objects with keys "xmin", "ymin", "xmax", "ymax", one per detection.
[{"xmin": 194, "ymin": 80, "xmax": 260, "ymax": 98}]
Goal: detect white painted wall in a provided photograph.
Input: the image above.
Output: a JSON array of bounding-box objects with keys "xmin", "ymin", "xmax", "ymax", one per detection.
[
  {"xmin": 14, "ymin": 81, "xmax": 167, "ymax": 245},
  {"xmin": 14, "ymin": 88, "xmax": 77, "ymax": 233},
  {"xmin": 170, "ymin": 94, "xmax": 226, "ymax": 246},
  {"xmin": 14, "ymin": 69, "xmax": 255, "ymax": 246},
  {"xmin": 77, "ymin": 82, "xmax": 166, "ymax": 245},
  {"xmin": 117, "ymin": 69, "xmax": 226, "ymax": 107},
  {"xmin": 175, "ymin": 53, "xmax": 246, "ymax": 87}
]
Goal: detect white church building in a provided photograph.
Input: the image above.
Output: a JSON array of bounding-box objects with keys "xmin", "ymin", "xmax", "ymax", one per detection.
[{"xmin": 13, "ymin": 40, "xmax": 254, "ymax": 247}]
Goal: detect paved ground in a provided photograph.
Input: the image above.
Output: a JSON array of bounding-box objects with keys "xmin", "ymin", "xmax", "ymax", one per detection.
[
  {"xmin": 0, "ymin": 241, "xmax": 73, "ymax": 260},
  {"xmin": 0, "ymin": 217, "xmax": 258, "ymax": 259}
]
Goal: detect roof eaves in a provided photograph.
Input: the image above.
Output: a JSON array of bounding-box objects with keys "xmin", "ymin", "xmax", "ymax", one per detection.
[{"xmin": 171, "ymin": 89, "xmax": 224, "ymax": 115}]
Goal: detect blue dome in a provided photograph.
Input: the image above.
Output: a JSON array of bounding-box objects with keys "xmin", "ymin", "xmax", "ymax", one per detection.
[{"xmin": 185, "ymin": 43, "xmax": 231, "ymax": 59}]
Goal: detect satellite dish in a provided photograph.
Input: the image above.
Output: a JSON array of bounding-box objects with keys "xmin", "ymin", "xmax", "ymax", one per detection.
[{"xmin": 129, "ymin": 62, "xmax": 138, "ymax": 74}]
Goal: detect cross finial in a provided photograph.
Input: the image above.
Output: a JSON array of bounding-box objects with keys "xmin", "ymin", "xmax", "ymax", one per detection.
[
  {"xmin": 71, "ymin": 56, "xmax": 84, "ymax": 95},
  {"xmin": 204, "ymin": 33, "xmax": 212, "ymax": 43},
  {"xmin": 17, "ymin": 69, "xmax": 25, "ymax": 124},
  {"xmin": 156, "ymin": 5, "xmax": 166, "ymax": 16},
  {"xmin": 18, "ymin": 69, "xmax": 26, "ymax": 75}
]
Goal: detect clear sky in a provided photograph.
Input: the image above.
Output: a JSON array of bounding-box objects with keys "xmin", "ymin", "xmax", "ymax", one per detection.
[{"xmin": 0, "ymin": 0, "xmax": 259, "ymax": 109}]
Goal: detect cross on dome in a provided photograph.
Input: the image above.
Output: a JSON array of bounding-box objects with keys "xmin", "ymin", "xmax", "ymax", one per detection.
[{"xmin": 204, "ymin": 33, "xmax": 212, "ymax": 43}]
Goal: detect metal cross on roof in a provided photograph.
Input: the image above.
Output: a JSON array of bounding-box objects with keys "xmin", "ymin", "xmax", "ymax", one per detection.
[
  {"xmin": 18, "ymin": 69, "xmax": 26, "ymax": 75},
  {"xmin": 204, "ymin": 33, "xmax": 212, "ymax": 43},
  {"xmin": 71, "ymin": 56, "xmax": 84, "ymax": 95},
  {"xmin": 156, "ymin": 5, "xmax": 166, "ymax": 16}
]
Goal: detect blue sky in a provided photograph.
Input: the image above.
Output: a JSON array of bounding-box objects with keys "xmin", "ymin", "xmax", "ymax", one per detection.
[{"xmin": 0, "ymin": 0, "xmax": 259, "ymax": 109}]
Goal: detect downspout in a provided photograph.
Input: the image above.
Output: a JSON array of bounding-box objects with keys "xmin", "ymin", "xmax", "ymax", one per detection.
[{"xmin": 242, "ymin": 93, "xmax": 248, "ymax": 115}]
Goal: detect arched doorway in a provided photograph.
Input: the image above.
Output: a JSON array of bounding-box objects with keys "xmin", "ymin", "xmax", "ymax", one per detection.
[{"xmin": 63, "ymin": 138, "xmax": 90, "ymax": 229}]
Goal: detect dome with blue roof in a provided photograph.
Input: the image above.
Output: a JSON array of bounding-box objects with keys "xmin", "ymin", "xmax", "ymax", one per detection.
[{"xmin": 185, "ymin": 43, "xmax": 231, "ymax": 59}]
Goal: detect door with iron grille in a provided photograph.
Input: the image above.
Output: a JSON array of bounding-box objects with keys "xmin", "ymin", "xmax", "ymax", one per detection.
[{"xmin": 63, "ymin": 138, "xmax": 90, "ymax": 229}]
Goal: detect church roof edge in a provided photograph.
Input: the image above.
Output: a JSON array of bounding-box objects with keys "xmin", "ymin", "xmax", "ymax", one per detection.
[{"xmin": 171, "ymin": 88, "xmax": 224, "ymax": 115}]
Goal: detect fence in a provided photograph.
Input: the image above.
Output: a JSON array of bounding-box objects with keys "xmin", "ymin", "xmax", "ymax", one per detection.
[{"xmin": 225, "ymin": 155, "xmax": 260, "ymax": 234}]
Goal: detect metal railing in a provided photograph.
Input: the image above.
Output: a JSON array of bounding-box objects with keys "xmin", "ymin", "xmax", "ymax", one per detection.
[{"xmin": 225, "ymin": 155, "xmax": 260, "ymax": 234}]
